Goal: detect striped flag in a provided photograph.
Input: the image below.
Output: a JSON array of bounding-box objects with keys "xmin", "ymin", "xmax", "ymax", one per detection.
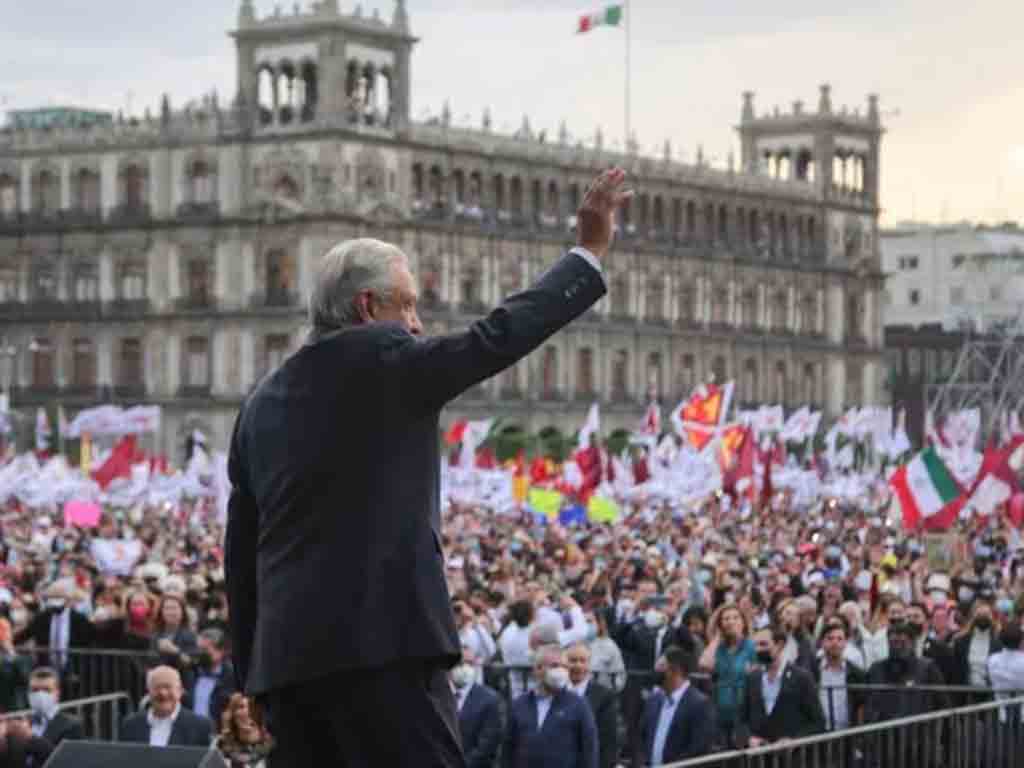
[
  {"xmin": 577, "ymin": 4, "xmax": 623, "ymax": 34},
  {"xmin": 890, "ymin": 446, "xmax": 962, "ymax": 531}
]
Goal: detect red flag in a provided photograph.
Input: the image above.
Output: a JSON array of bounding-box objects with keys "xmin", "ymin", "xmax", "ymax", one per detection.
[
  {"xmin": 445, "ymin": 420, "xmax": 468, "ymax": 446},
  {"xmin": 92, "ymin": 435, "xmax": 144, "ymax": 489},
  {"xmin": 575, "ymin": 445, "xmax": 603, "ymax": 501},
  {"xmin": 474, "ymin": 446, "xmax": 497, "ymax": 469}
]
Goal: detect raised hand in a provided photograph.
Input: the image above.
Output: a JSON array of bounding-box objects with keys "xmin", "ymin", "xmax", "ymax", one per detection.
[{"xmin": 576, "ymin": 168, "xmax": 633, "ymax": 261}]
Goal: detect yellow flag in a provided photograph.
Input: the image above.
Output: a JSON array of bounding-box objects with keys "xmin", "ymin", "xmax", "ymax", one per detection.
[
  {"xmin": 81, "ymin": 432, "xmax": 92, "ymax": 474},
  {"xmin": 587, "ymin": 495, "xmax": 620, "ymax": 524},
  {"xmin": 528, "ymin": 488, "xmax": 563, "ymax": 519}
]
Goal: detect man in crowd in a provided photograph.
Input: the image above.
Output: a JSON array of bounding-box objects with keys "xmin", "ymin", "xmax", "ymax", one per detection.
[
  {"xmin": 864, "ymin": 622, "xmax": 948, "ymax": 723},
  {"xmin": 813, "ymin": 619, "xmax": 865, "ymax": 732},
  {"xmin": 566, "ymin": 643, "xmax": 619, "ymax": 768},
  {"xmin": 27, "ymin": 666, "xmax": 83, "ymax": 748},
  {"xmin": 14, "ymin": 580, "xmax": 94, "ymax": 694},
  {"xmin": 453, "ymin": 646, "xmax": 503, "ymax": 768},
  {"xmin": 906, "ymin": 601, "xmax": 955, "ymax": 685},
  {"xmin": 188, "ymin": 628, "xmax": 235, "ymax": 727},
  {"xmin": 736, "ymin": 625, "xmax": 825, "ymax": 748},
  {"xmin": 120, "ymin": 666, "xmax": 214, "ymax": 747},
  {"xmin": 503, "ymin": 646, "xmax": 598, "ymax": 768},
  {"xmin": 226, "ymin": 168, "xmax": 629, "ymax": 767},
  {"xmin": 641, "ymin": 646, "xmax": 713, "ymax": 765}
]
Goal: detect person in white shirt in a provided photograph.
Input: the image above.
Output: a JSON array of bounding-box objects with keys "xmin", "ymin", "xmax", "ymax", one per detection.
[
  {"xmin": 987, "ymin": 624, "xmax": 1024, "ymax": 726},
  {"xmin": 119, "ymin": 666, "xmax": 214, "ymax": 748}
]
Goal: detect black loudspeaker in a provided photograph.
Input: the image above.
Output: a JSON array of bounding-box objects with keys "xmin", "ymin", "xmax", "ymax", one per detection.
[{"xmin": 42, "ymin": 740, "xmax": 229, "ymax": 768}]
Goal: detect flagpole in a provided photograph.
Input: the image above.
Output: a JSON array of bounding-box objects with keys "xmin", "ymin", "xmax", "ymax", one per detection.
[{"xmin": 624, "ymin": 0, "xmax": 631, "ymax": 149}]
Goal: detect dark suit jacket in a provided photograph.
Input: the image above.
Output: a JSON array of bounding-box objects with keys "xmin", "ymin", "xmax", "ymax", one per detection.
[
  {"xmin": 119, "ymin": 707, "xmax": 214, "ymax": 747},
  {"xmin": 736, "ymin": 664, "xmax": 826, "ymax": 746},
  {"xmin": 952, "ymin": 630, "xmax": 1002, "ymax": 687},
  {"xmin": 41, "ymin": 711, "xmax": 84, "ymax": 747},
  {"xmin": 921, "ymin": 634, "xmax": 955, "ymax": 686},
  {"xmin": 864, "ymin": 656, "xmax": 948, "ymax": 721},
  {"xmin": 610, "ymin": 619, "xmax": 697, "ymax": 675},
  {"xmin": 583, "ymin": 680, "xmax": 619, "ymax": 768},
  {"xmin": 812, "ymin": 658, "xmax": 868, "ymax": 728},
  {"xmin": 15, "ymin": 610, "xmax": 94, "ymax": 663},
  {"xmin": 187, "ymin": 660, "xmax": 236, "ymax": 728},
  {"xmin": 226, "ymin": 251, "xmax": 606, "ymax": 695},
  {"xmin": 503, "ymin": 689, "xmax": 599, "ymax": 768},
  {"xmin": 0, "ymin": 735, "xmax": 52, "ymax": 768},
  {"xmin": 641, "ymin": 684, "xmax": 714, "ymax": 764},
  {"xmin": 458, "ymin": 683, "xmax": 503, "ymax": 768}
]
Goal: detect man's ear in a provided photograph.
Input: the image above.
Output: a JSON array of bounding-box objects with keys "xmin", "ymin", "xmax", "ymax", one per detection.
[{"xmin": 355, "ymin": 291, "xmax": 375, "ymax": 323}]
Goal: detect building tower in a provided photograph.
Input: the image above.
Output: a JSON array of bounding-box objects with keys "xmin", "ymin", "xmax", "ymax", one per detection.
[{"xmin": 231, "ymin": 0, "xmax": 417, "ymax": 133}]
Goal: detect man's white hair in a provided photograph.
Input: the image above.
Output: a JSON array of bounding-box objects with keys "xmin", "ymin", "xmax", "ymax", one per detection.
[
  {"xmin": 308, "ymin": 238, "xmax": 407, "ymax": 338},
  {"xmin": 146, "ymin": 665, "xmax": 182, "ymax": 690}
]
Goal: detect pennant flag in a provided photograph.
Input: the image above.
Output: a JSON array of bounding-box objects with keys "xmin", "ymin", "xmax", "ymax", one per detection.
[
  {"xmin": 890, "ymin": 447, "xmax": 962, "ymax": 531},
  {"xmin": 35, "ymin": 408, "xmax": 51, "ymax": 453},
  {"xmin": 587, "ymin": 495, "xmax": 620, "ymax": 524},
  {"xmin": 528, "ymin": 487, "xmax": 563, "ymax": 519},
  {"xmin": 577, "ymin": 4, "xmax": 623, "ymax": 34},
  {"xmin": 92, "ymin": 434, "xmax": 145, "ymax": 490},
  {"xmin": 577, "ymin": 403, "xmax": 601, "ymax": 451}
]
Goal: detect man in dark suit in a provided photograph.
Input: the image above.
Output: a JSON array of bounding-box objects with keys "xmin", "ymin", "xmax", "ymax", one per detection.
[
  {"xmin": 453, "ymin": 648, "xmax": 503, "ymax": 768},
  {"xmin": 26, "ymin": 667, "xmax": 83, "ymax": 748},
  {"xmin": 736, "ymin": 625, "xmax": 826, "ymax": 748},
  {"xmin": 14, "ymin": 581, "xmax": 93, "ymax": 696},
  {"xmin": 641, "ymin": 646, "xmax": 714, "ymax": 765},
  {"xmin": 0, "ymin": 717, "xmax": 53, "ymax": 768},
  {"xmin": 226, "ymin": 169, "xmax": 630, "ymax": 767},
  {"xmin": 504, "ymin": 646, "xmax": 598, "ymax": 768},
  {"xmin": 188, "ymin": 628, "xmax": 236, "ymax": 728},
  {"xmin": 566, "ymin": 643, "xmax": 619, "ymax": 768},
  {"xmin": 907, "ymin": 602, "xmax": 955, "ymax": 685},
  {"xmin": 120, "ymin": 666, "xmax": 213, "ymax": 748},
  {"xmin": 812, "ymin": 619, "xmax": 867, "ymax": 731}
]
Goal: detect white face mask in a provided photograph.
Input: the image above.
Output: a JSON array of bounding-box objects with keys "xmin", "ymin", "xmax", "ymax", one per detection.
[
  {"xmin": 46, "ymin": 599, "xmax": 66, "ymax": 612},
  {"xmin": 644, "ymin": 609, "xmax": 666, "ymax": 630},
  {"xmin": 544, "ymin": 666, "xmax": 569, "ymax": 691},
  {"xmin": 450, "ymin": 665, "xmax": 475, "ymax": 689},
  {"xmin": 29, "ymin": 691, "xmax": 56, "ymax": 716},
  {"xmin": 10, "ymin": 609, "xmax": 27, "ymax": 625},
  {"xmin": 930, "ymin": 591, "xmax": 948, "ymax": 607}
]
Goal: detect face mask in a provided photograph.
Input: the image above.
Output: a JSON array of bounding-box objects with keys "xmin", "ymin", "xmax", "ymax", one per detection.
[
  {"xmin": 29, "ymin": 691, "xmax": 55, "ymax": 715},
  {"xmin": 197, "ymin": 650, "xmax": 215, "ymax": 669},
  {"xmin": 544, "ymin": 667, "xmax": 569, "ymax": 691},
  {"xmin": 10, "ymin": 609, "xmax": 27, "ymax": 625},
  {"xmin": 618, "ymin": 599, "xmax": 634, "ymax": 614},
  {"xmin": 451, "ymin": 665, "xmax": 475, "ymax": 689},
  {"xmin": 129, "ymin": 605, "xmax": 149, "ymax": 621},
  {"xmin": 930, "ymin": 591, "xmax": 948, "ymax": 607},
  {"xmin": 644, "ymin": 610, "xmax": 666, "ymax": 630},
  {"xmin": 47, "ymin": 599, "xmax": 65, "ymax": 612},
  {"xmin": 755, "ymin": 650, "xmax": 774, "ymax": 666},
  {"xmin": 975, "ymin": 617, "xmax": 993, "ymax": 631},
  {"xmin": 907, "ymin": 622, "xmax": 925, "ymax": 638}
]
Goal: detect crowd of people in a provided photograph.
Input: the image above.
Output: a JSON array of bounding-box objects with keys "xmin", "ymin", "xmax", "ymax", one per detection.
[{"xmin": 0, "ymin": 450, "xmax": 1021, "ymax": 766}]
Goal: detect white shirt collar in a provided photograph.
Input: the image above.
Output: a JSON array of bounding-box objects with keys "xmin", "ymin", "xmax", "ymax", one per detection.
[
  {"xmin": 147, "ymin": 703, "xmax": 181, "ymax": 727},
  {"xmin": 665, "ymin": 681, "xmax": 689, "ymax": 707}
]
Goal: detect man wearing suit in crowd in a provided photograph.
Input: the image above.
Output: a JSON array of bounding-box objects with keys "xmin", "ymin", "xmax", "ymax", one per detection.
[
  {"xmin": 26, "ymin": 667, "xmax": 83, "ymax": 749},
  {"xmin": 14, "ymin": 581, "xmax": 93, "ymax": 696},
  {"xmin": 812, "ymin": 619, "xmax": 867, "ymax": 731},
  {"xmin": 226, "ymin": 168, "xmax": 631, "ymax": 767},
  {"xmin": 504, "ymin": 646, "xmax": 598, "ymax": 768},
  {"xmin": 0, "ymin": 717, "xmax": 52, "ymax": 768},
  {"xmin": 641, "ymin": 646, "xmax": 714, "ymax": 766},
  {"xmin": 907, "ymin": 602, "xmax": 956, "ymax": 686},
  {"xmin": 566, "ymin": 643, "xmax": 619, "ymax": 768},
  {"xmin": 453, "ymin": 647, "xmax": 503, "ymax": 768},
  {"xmin": 188, "ymin": 628, "xmax": 236, "ymax": 728},
  {"xmin": 120, "ymin": 666, "xmax": 214, "ymax": 748},
  {"xmin": 736, "ymin": 625, "xmax": 826, "ymax": 748}
]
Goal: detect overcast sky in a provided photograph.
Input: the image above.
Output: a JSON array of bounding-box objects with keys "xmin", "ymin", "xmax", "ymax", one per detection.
[{"xmin": 2, "ymin": 0, "xmax": 1021, "ymax": 226}]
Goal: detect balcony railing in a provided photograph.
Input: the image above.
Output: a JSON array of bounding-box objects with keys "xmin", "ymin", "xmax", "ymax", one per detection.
[
  {"xmin": 176, "ymin": 201, "xmax": 220, "ymax": 222},
  {"xmin": 260, "ymin": 289, "xmax": 299, "ymax": 309},
  {"xmin": 174, "ymin": 295, "xmax": 215, "ymax": 311},
  {"xmin": 107, "ymin": 202, "xmax": 152, "ymax": 225}
]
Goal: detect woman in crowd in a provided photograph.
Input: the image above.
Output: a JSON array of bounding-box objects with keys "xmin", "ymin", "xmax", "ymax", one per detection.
[
  {"xmin": 216, "ymin": 693, "xmax": 274, "ymax": 768},
  {"xmin": 699, "ymin": 603, "xmax": 755, "ymax": 749},
  {"xmin": 151, "ymin": 594, "xmax": 199, "ymax": 689}
]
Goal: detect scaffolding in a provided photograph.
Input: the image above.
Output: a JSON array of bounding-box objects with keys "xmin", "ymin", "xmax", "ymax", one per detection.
[{"xmin": 927, "ymin": 308, "xmax": 1024, "ymax": 442}]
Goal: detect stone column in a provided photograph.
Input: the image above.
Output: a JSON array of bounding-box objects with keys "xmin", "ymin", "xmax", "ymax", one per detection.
[
  {"xmin": 827, "ymin": 355, "xmax": 846, "ymax": 417},
  {"xmin": 99, "ymin": 248, "xmax": 115, "ymax": 302},
  {"xmin": 96, "ymin": 331, "xmax": 113, "ymax": 388},
  {"xmin": 165, "ymin": 333, "xmax": 181, "ymax": 397},
  {"xmin": 827, "ymin": 282, "xmax": 844, "ymax": 344}
]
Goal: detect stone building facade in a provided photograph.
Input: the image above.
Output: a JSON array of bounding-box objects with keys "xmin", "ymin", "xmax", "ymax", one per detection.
[{"xmin": 0, "ymin": 1, "xmax": 886, "ymax": 456}]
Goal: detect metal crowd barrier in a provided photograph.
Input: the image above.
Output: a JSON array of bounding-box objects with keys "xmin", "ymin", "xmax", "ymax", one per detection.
[
  {"xmin": 15, "ymin": 646, "xmax": 160, "ymax": 706},
  {"xmin": 663, "ymin": 693, "xmax": 1024, "ymax": 768},
  {"xmin": 0, "ymin": 692, "xmax": 133, "ymax": 742}
]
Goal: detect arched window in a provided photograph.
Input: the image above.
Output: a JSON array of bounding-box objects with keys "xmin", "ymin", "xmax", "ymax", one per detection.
[
  {"xmin": 33, "ymin": 168, "xmax": 59, "ymax": 215},
  {"xmin": 493, "ymin": 174, "xmax": 506, "ymax": 215},
  {"xmin": 718, "ymin": 204, "xmax": 729, "ymax": 243},
  {"xmin": 185, "ymin": 336, "xmax": 210, "ymax": 389},
  {"xmin": 779, "ymin": 214, "xmax": 789, "ymax": 257},
  {"xmin": 685, "ymin": 201, "xmax": 696, "ymax": 239},
  {"xmin": 646, "ymin": 352, "xmax": 663, "ymax": 401},
  {"xmin": 541, "ymin": 346, "xmax": 559, "ymax": 398},
  {"xmin": 652, "ymin": 196, "xmax": 665, "ymax": 235},
  {"xmin": 772, "ymin": 290, "xmax": 788, "ymax": 332},
  {"xmin": 278, "ymin": 61, "xmax": 296, "ymax": 124},
  {"xmin": 119, "ymin": 339, "xmax": 143, "ymax": 389},
  {"xmin": 703, "ymin": 203, "xmax": 715, "ymax": 244},
  {"xmin": 545, "ymin": 181, "xmax": 559, "ymax": 218},
  {"xmin": 711, "ymin": 355, "xmax": 727, "ymax": 384},
  {"xmin": 120, "ymin": 163, "xmax": 147, "ymax": 211},
  {"xmin": 265, "ymin": 249, "xmax": 295, "ymax": 306},
  {"xmin": 671, "ymin": 198, "xmax": 683, "ymax": 239},
  {"xmin": 428, "ymin": 166, "xmax": 444, "ymax": 207},
  {"xmin": 678, "ymin": 354, "xmax": 696, "ymax": 397},
  {"xmin": 612, "ymin": 349, "xmax": 629, "ymax": 399},
  {"xmin": 257, "ymin": 66, "xmax": 275, "ymax": 125},
  {"xmin": 452, "ymin": 170, "xmax": 466, "ymax": 206},
  {"xmin": 468, "ymin": 172, "xmax": 483, "ymax": 207},
  {"xmin": 0, "ymin": 174, "xmax": 17, "ymax": 216},
  {"xmin": 72, "ymin": 168, "xmax": 100, "ymax": 213},
  {"xmin": 740, "ymin": 289, "xmax": 757, "ymax": 328},
  {"xmin": 743, "ymin": 359, "xmax": 758, "ymax": 404},
  {"xmin": 611, "ymin": 273, "xmax": 629, "ymax": 317},
  {"xmin": 274, "ymin": 174, "xmax": 299, "ymax": 203},
  {"xmin": 412, "ymin": 164, "xmax": 424, "ymax": 202},
  {"xmin": 188, "ymin": 159, "xmax": 215, "ymax": 205},
  {"xmin": 31, "ymin": 339, "xmax": 54, "ymax": 389},
  {"xmin": 577, "ymin": 348, "xmax": 595, "ymax": 397},
  {"xmin": 774, "ymin": 361, "xmax": 787, "ymax": 403},
  {"xmin": 636, "ymin": 194, "xmax": 650, "ymax": 233},
  {"xmin": 72, "ymin": 338, "xmax": 96, "ymax": 389},
  {"xmin": 647, "ymin": 275, "xmax": 664, "ymax": 322},
  {"xmin": 120, "ymin": 260, "xmax": 146, "ymax": 301}
]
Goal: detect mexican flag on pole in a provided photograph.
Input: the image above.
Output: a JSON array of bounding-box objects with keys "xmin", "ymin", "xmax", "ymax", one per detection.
[
  {"xmin": 890, "ymin": 446, "xmax": 962, "ymax": 531},
  {"xmin": 577, "ymin": 4, "xmax": 623, "ymax": 34}
]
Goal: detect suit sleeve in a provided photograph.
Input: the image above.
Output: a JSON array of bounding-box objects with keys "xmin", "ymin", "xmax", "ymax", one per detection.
[
  {"xmin": 502, "ymin": 704, "xmax": 518, "ymax": 768},
  {"xmin": 578, "ymin": 698, "xmax": 600, "ymax": 768},
  {"xmin": 685, "ymin": 697, "xmax": 715, "ymax": 759},
  {"xmin": 468, "ymin": 694, "xmax": 504, "ymax": 768},
  {"xmin": 224, "ymin": 410, "xmax": 259, "ymax": 694},
  {"xmin": 596, "ymin": 691, "xmax": 620, "ymax": 768},
  {"xmin": 390, "ymin": 252, "xmax": 606, "ymax": 412},
  {"xmin": 797, "ymin": 672, "xmax": 827, "ymax": 736}
]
